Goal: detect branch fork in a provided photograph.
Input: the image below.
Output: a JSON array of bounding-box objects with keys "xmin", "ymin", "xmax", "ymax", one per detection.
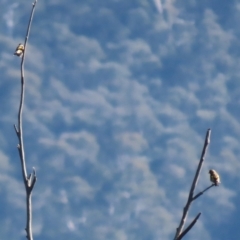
[{"xmin": 174, "ymin": 129, "xmax": 212, "ymax": 240}]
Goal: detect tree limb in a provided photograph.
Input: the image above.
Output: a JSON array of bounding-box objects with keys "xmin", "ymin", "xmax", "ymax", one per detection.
[
  {"xmin": 14, "ymin": 1, "xmax": 38, "ymax": 240},
  {"xmin": 173, "ymin": 129, "xmax": 211, "ymax": 240},
  {"xmin": 177, "ymin": 213, "xmax": 201, "ymax": 240},
  {"xmin": 192, "ymin": 184, "xmax": 214, "ymax": 201}
]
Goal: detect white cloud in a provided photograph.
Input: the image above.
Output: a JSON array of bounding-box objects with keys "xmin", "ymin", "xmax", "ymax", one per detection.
[
  {"xmin": 65, "ymin": 176, "xmax": 95, "ymax": 200},
  {"xmin": 40, "ymin": 131, "xmax": 99, "ymax": 163},
  {"xmin": 196, "ymin": 109, "xmax": 216, "ymax": 121},
  {"xmin": 153, "ymin": 0, "xmax": 163, "ymax": 13},
  {"xmin": 115, "ymin": 132, "xmax": 148, "ymax": 152},
  {"xmin": 207, "ymin": 186, "xmax": 236, "ymax": 210}
]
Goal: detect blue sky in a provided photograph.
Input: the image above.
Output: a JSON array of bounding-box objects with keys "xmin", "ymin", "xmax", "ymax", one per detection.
[{"xmin": 0, "ymin": 0, "xmax": 240, "ymax": 239}]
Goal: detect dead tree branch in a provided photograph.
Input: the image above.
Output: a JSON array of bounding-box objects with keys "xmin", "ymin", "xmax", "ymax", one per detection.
[
  {"xmin": 14, "ymin": 1, "xmax": 38, "ymax": 240},
  {"xmin": 192, "ymin": 184, "xmax": 214, "ymax": 201},
  {"xmin": 173, "ymin": 129, "xmax": 211, "ymax": 240},
  {"xmin": 177, "ymin": 212, "xmax": 201, "ymax": 240}
]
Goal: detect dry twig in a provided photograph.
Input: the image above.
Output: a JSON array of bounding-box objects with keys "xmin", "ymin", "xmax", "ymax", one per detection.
[
  {"xmin": 173, "ymin": 129, "xmax": 211, "ymax": 240},
  {"xmin": 14, "ymin": 1, "xmax": 38, "ymax": 240}
]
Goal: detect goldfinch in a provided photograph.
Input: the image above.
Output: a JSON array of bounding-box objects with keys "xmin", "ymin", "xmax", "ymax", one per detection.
[
  {"xmin": 209, "ymin": 169, "xmax": 220, "ymax": 186},
  {"xmin": 14, "ymin": 44, "xmax": 24, "ymax": 57}
]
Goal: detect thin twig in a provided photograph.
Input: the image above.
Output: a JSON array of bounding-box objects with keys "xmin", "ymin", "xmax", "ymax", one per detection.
[
  {"xmin": 173, "ymin": 129, "xmax": 211, "ymax": 240},
  {"xmin": 192, "ymin": 184, "xmax": 214, "ymax": 201},
  {"xmin": 15, "ymin": 1, "xmax": 38, "ymax": 240},
  {"xmin": 177, "ymin": 213, "xmax": 201, "ymax": 240}
]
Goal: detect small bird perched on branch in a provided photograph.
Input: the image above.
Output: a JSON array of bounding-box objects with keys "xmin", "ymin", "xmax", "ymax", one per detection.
[
  {"xmin": 209, "ymin": 169, "xmax": 220, "ymax": 186},
  {"xmin": 14, "ymin": 43, "xmax": 24, "ymax": 57}
]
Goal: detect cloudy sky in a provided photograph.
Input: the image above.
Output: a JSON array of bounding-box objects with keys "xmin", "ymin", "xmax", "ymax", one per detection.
[{"xmin": 0, "ymin": 0, "xmax": 240, "ymax": 239}]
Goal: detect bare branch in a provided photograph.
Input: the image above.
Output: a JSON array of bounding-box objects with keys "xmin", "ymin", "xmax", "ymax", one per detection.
[
  {"xmin": 29, "ymin": 167, "xmax": 37, "ymax": 191},
  {"xmin": 177, "ymin": 213, "xmax": 201, "ymax": 240},
  {"xmin": 14, "ymin": 124, "xmax": 19, "ymax": 135},
  {"xmin": 14, "ymin": 1, "xmax": 38, "ymax": 240},
  {"xmin": 192, "ymin": 184, "xmax": 214, "ymax": 201},
  {"xmin": 173, "ymin": 129, "xmax": 211, "ymax": 240}
]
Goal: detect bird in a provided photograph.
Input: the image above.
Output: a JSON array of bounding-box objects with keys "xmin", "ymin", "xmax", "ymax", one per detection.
[
  {"xmin": 209, "ymin": 169, "xmax": 220, "ymax": 186},
  {"xmin": 14, "ymin": 43, "xmax": 24, "ymax": 57}
]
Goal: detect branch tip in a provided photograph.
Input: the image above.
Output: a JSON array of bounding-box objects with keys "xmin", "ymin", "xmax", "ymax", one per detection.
[
  {"xmin": 32, "ymin": 167, "xmax": 36, "ymax": 176},
  {"xmin": 206, "ymin": 129, "xmax": 211, "ymax": 143},
  {"xmin": 14, "ymin": 124, "xmax": 19, "ymax": 134}
]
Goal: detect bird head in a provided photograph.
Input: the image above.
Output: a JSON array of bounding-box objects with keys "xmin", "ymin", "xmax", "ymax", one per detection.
[{"xmin": 209, "ymin": 169, "xmax": 214, "ymax": 174}]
